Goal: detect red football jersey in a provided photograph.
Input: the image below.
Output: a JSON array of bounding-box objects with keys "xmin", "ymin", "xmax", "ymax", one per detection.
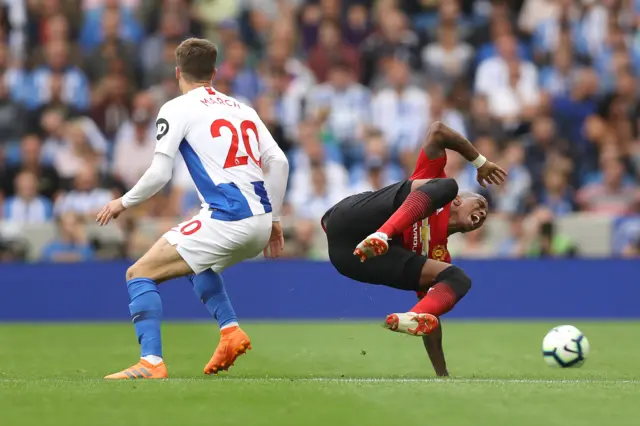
[{"xmin": 401, "ymin": 150, "xmax": 452, "ymax": 264}]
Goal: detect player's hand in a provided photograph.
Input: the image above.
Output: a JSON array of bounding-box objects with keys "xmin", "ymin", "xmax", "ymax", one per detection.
[
  {"xmin": 476, "ymin": 161, "xmax": 508, "ymax": 188},
  {"xmin": 264, "ymin": 221, "xmax": 284, "ymax": 259},
  {"xmin": 96, "ymin": 198, "xmax": 126, "ymax": 226}
]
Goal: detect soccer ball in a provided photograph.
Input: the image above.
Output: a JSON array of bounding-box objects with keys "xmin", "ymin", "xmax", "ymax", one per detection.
[{"xmin": 542, "ymin": 325, "xmax": 590, "ymax": 368}]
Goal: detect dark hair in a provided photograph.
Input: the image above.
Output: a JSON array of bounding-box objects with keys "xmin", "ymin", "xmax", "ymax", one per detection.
[{"xmin": 175, "ymin": 38, "xmax": 218, "ymax": 82}]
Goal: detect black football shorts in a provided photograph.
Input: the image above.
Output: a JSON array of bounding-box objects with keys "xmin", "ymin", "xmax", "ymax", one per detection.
[{"xmin": 322, "ymin": 181, "xmax": 427, "ymax": 291}]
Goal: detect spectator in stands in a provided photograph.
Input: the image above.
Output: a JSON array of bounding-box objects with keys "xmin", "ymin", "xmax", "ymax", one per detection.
[
  {"xmin": 0, "ymin": 72, "xmax": 25, "ymax": 144},
  {"xmin": 3, "ymin": 171, "xmax": 53, "ymax": 223},
  {"xmin": 308, "ymin": 19, "xmax": 360, "ymax": 83},
  {"xmin": 84, "ymin": 8, "xmax": 138, "ymax": 85},
  {"xmin": 289, "ymin": 121, "xmax": 348, "ymax": 211},
  {"xmin": 217, "ymin": 39, "xmax": 263, "ymax": 102},
  {"xmin": 492, "ymin": 141, "xmax": 531, "ymax": 214},
  {"xmin": 371, "ymin": 58, "xmax": 427, "ymax": 163},
  {"xmin": 79, "ymin": 0, "xmax": 143, "ymax": 51},
  {"xmin": 577, "ymin": 156, "xmax": 640, "ymax": 215},
  {"xmin": 476, "ymin": 16, "xmax": 530, "ymax": 65},
  {"xmin": 361, "ymin": 9, "xmax": 420, "ymax": 86},
  {"xmin": 50, "ymin": 120, "xmax": 105, "ymax": 182},
  {"xmin": 5, "ymin": 134, "xmax": 61, "ymax": 200},
  {"xmin": 475, "ymin": 34, "xmax": 538, "ymax": 98},
  {"xmin": 90, "ymin": 74, "xmax": 131, "ymax": 139},
  {"xmin": 524, "ymin": 116, "xmax": 566, "ymax": 192},
  {"xmin": 54, "ymin": 163, "xmax": 112, "ymax": 218},
  {"xmin": 465, "ymin": 94, "xmax": 506, "ymax": 145},
  {"xmin": 113, "ymin": 92, "xmax": 156, "ymax": 189},
  {"xmin": 291, "ymin": 163, "xmax": 347, "ymax": 221},
  {"xmin": 486, "ymin": 52, "xmax": 540, "ymax": 130},
  {"xmin": 551, "ymin": 67, "xmax": 599, "ymax": 151},
  {"xmin": 527, "ymin": 208, "xmax": 577, "ymax": 258},
  {"xmin": 540, "ymin": 46, "xmax": 576, "ymax": 97},
  {"xmin": 422, "ymin": 24, "xmax": 474, "ymax": 91},
  {"xmin": 29, "ymin": 40, "xmax": 90, "ymax": 111},
  {"xmin": 0, "ymin": 42, "xmax": 29, "ymax": 103},
  {"xmin": 518, "ymin": 0, "xmax": 559, "ymax": 37},
  {"xmin": 532, "ymin": 0, "xmax": 589, "ymax": 63},
  {"xmin": 426, "ymin": 86, "xmax": 467, "ymax": 138},
  {"xmin": 539, "ymin": 168, "xmax": 575, "ymax": 217},
  {"xmin": 27, "ymin": 72, "xmax": 79, "ymax": 135},
  {"xmin": 343, "ymin": 3, "xmax": 371, "ymax": 47},
  {"xmin": 253, "ymin": 94, "xmax": 292, "ymax": 153},
  {"xmin": 307, "ymin": 60, "xmax": 370, "ymax": 160},
  {"xmin": 497, "ymin": 213, "xmax": 528, "ymax": 258},
  {"xmin": 290, "ymin": 219, "xmax": 327, "ymax": 260},
  {"xmin": 451, "ymin": 227, "xmax": 494, "ymax": 259},
  {"xmin": 140, "ymin": 12, "xmax": 186, "ymax": 81},
  {"xmin": 40, "ymin": 212, "xmax": 95, "ymax": 262},
  {"xmin": 30, "ymin": 14, "xmax": 83, "ymax": 68},
  {"xmin": 350, "ymin": 129, "xmax": 401, "ymax": 194}
]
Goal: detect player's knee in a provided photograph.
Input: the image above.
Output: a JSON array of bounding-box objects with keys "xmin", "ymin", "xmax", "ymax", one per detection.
[
  {"xmin": 436, "ymin": 265, "xmax": 471, "ymax": 299},
  {"xmin": 126, "ymin": 263, "xmax": 148, "ymax": 281},
  {"xmin": 416, "ymin": 178, "xmax": 458, "ymax": 208}
]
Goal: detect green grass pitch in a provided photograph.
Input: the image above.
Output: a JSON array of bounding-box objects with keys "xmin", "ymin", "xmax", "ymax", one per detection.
[{"xmin": 1, "ymin": 321, "xmax": 639, "ymax": 426}]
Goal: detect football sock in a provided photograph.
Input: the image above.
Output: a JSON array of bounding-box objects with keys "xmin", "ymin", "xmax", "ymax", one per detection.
[
  {"xmin": 378, "ymin": 178, "xmax": 458, "ymax": 237},
  {"xmin": 411, "ymin": 283, "xmax": 457, "ymax": 317},
  {"xmin": 142, "ymin": 355, "xmax": 163, "ymax": 365},
  {"xmin": 411, "ymin": 266, "xmax": 472, "ymax": 317},
  {"xmin": 189, "ymin": 270, "xmax": 238, "ymax": 330},
  {"xmin": 127, "ymin": 277, "xmax": 163, "ymax": 359}
]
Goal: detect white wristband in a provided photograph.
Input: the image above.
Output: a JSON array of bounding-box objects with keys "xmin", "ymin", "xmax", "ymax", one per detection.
[
  {"xmin": 271, "ymin": 216, "xmax": 281, "ymax": 223},
  {"xmin": 472, "ymin": 154, "xmax": 487, "ymax": 169}
]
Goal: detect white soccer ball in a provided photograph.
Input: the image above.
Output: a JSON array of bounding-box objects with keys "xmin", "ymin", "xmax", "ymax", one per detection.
[{"xmin": 542, "ymin": 325, "xmax": 590, "ymax": 368}]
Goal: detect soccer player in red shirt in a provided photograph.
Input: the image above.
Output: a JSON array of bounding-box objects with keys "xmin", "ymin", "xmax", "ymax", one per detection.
[{"xmin": 322, "ymin": 121, "xmax": 506, "ymax": 376}]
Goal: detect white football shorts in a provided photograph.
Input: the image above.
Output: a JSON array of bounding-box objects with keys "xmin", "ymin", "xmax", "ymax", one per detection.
[{"xmin": 163, "ymin": 210, "xmax": 272, "ymax": 274}]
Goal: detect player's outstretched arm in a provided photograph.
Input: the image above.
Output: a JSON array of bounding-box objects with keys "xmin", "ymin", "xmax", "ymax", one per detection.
[
  {"xmin": 96, "ymin": 153, "xmax": 174, "ymax": 226},
  {"xmin": 424, "ymin": 121, "xmax": 507, "ymax": 188},
  {"xmin": 421, "ymin": 320, "xmax": 449, "ymax": 377}
]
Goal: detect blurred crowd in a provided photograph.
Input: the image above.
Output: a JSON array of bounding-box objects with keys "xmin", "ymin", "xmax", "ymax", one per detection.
[{"xmin": 1, "ymin": 0, "xmax": 640, "ymax": 262}]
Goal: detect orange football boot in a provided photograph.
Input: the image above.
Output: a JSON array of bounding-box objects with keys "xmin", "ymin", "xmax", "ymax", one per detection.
[
  {"xmin": 104, "ymin": 359, "xmax": 168, "ymax": 380},
  {"xmin": 353, "ymin": 232, "xmax": 389, "ymax": 262},
  {"xmin": 204, "ymin": 326, "xmax": 251, "ymax": 375}
]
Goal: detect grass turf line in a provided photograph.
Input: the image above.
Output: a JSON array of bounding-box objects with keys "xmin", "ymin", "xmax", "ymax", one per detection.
[{"xmin": 0, "ymin": 321, "xmax": 638, "ymax": 426}]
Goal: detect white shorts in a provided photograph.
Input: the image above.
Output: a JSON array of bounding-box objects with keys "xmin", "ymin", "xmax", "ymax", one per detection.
[{"xmin": 163, "ymin": 210, "xmax": 272, "ymax": 274}]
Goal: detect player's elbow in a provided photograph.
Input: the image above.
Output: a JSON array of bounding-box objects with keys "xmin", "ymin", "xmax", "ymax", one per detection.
[
  {"xmin": 427, "ymin": 121, "xmax": 447, "ymax": 143},
  {"xmin": 265, "ymin": 147, "xmax": 290, "ymax": 173}
]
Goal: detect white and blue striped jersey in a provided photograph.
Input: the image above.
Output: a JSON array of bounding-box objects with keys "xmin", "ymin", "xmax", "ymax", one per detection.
[{"xmin": 155, "ymin": 86, "xmax": 277, "ymax": 221}]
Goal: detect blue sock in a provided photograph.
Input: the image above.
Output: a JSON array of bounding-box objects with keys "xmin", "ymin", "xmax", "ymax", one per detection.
[
  {"xmin": 189, "ymin": 270, "xmax": 238, "ymax": 329},
  {"xmin": 127, "ymin": 278, "xmax": 163, "ymax": 357}
]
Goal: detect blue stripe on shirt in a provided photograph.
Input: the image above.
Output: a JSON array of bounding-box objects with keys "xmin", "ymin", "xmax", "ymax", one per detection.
[{"xmin": 179, "ymin": 139, "xmax": 253, "ymax": 221}]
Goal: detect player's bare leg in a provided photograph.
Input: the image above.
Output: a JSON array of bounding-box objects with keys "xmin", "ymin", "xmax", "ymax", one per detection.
[
  {"xmin": 105, "ymin": 237, "xmax": 193, "ymax": 380},
  {"xmin": 354, "ymin": 179, "xmax": 458, "ymax": 261}
]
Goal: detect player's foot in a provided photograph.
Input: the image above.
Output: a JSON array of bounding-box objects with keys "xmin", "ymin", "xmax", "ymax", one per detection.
[
  {"xmin": 104, "ymin": 359, "xmax": 168, "ymax": 379},
  {"xmin": 204, "ymin": 326, "xmax": 251, "ymax": 375},
  {"xmin": 383, "ymin": 312, "xmax": 439, "ymax": 336},
  {"xmin": 353, "ymin": 232, "xmax": 389, "ymax": 262}
]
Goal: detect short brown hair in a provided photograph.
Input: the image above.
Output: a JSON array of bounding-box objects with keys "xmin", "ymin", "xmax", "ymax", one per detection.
[{"xmin": 175, "ymin": 38, "xmax": 218, "ymax": 82}]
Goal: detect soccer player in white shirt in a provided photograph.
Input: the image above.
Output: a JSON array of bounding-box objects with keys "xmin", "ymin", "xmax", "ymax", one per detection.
[{"xmin": 96, "ymin": 39, "xmax": 289, "ymax": 379}]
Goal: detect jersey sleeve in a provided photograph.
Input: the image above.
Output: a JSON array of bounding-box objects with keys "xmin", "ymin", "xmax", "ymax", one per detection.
[
  {"xmin": 255, "ymin": 114, "xmax": 278, "ymax": 156},
  {"xmin": 154, "ymin": 100, "xmax": 188, "ymax": 158},
  {"xmin": 409, "ymin": 150, "xmax": 447, "ymax": 180}
]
